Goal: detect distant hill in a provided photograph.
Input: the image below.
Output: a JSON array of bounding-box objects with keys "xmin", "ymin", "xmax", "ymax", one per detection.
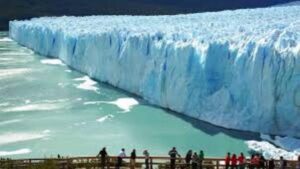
[{"xmin": 0, "ymin": 0, "xmax": 297, "ymax": 30}]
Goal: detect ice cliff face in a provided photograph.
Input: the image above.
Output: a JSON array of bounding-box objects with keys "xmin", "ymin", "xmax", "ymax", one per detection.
[{"xmin": 9, "ymin": 6, "xmax": 300, "ymax": 137}]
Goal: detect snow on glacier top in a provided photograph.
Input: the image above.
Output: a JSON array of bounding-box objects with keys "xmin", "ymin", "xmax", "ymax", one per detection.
[{"xmin": 11, "ymin": 5, "xmax": 300, "ymax": 51}]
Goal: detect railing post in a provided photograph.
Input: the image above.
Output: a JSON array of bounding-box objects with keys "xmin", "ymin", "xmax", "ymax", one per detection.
[
  {"xmin": 107, "ymin": 156, "xmax": 110, "ymax": 169},
  {"xmin": 150, "ymin": 157, "xmax": 153, "ymax": 169},
  {"xmin": 67, "ymin": 158, "xmax": 71, "ymax": 169}
]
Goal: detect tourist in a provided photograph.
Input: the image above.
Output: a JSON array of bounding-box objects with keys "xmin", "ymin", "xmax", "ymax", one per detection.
[
  {"xmin": 198, "ymin": 150, "xmax": 204, "ymax": 169},
  {"xmin": 191, "ymin": 153, "xmax": 198, "ymax": 169},
  {"xmin": 143, "ymin": 150, "xmax": 150, "ymax": 169},
  {"xmin": 249, "ymin": 155, "xmax": 254, "ymax": 169},
  {"xmin": 268, "ymin": 158, "xmax": 275, "ymax": 169},
  {"xmin": 185, "ymin": 150, "xmax": 192, "ymax": 168},
  {"xmin": 250, "ymin": 154, "xmax": 260, "ymax": 169},
  {"xmin": 97, "ymin": 147, "xmax": 108, "ymax": 169},
  {"xmin": 279, "ymin": 156, "xmax": 287, "ymax": 169},
  {"xmin": 130, "ymin": 149, "xmax": 136, "ymax": 169},
  {"xmin": 231, "ymin": 154, "xmax": 237, "ymax": 169},
  {"xmin": 259, "ymin": 154, "xmax": 266, "ymax": 169},
  {"xmin": 169, "ymin": 147, "xmax": 180, "ymax": 169},
  {"xmin": 237, "ymin": 153, "xmax": 245, "ymax": 169},
  {"xmin": 225, "ymin": 152, "xmax": 231, "ymax": 169},
  {"xmin": 297, "ymin": 155, "xmax": 300, "ymax": 169},
  {"xmin": 116, "ymin": 148, "xmax": 126, "ymax": 169}
]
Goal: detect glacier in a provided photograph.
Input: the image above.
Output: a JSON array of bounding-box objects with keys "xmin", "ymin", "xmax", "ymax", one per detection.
[{"xmin": 9, "ymin": 6, "xmax": 300, "ymax": 137}]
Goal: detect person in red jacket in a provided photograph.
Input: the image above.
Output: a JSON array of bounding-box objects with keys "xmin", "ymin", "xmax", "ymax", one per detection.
[
  {"xmin": 254, "ymin": 154, "xmax": 260, "ymax": 167},
  {"xmin": 238, "ymin": 153, "xmax": 246, "ymax": 169},
  {"xmin": 231, "ymin": 154, "xmax": 238, "ymax": 169},
  {"xmin": 250, "ymin": 154, "xmax": 260, "ymax": 169},
  {"xmin": 225, "ymin": 152, "xmax": 231, "ymax": 169}
]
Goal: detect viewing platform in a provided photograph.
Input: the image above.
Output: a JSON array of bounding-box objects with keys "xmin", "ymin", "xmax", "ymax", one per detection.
[{"xmin": 0, "ymin": 156, "xmax": 297, "ymax": 169}]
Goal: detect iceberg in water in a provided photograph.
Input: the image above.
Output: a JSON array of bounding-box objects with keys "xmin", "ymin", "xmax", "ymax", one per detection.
[{"xmin": 9, "ymin": 5, "xmax": 300, "ymax": 137}]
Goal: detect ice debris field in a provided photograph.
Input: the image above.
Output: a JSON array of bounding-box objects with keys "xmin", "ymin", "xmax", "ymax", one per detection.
[{"xmin": 9, "ymin": 5, "xmax": 300, "ymax": 137}]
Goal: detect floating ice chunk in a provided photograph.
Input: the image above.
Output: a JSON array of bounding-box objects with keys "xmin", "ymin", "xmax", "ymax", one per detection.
[
  {"xmin": 96, "ymin": 114, "xmax": 114, "ymax": 123},
  {"xmin": 74, "ymin": 122, "xmax": 86, "ymax": 126},
  {"xmin": 246, "ymin": 140, "xmax": 300, "ymax": 160},
  {"xmin": 0, "ymin": 119, "xmax": 22, "ymax": 126},
  {"xmin": 40, "ymin": 59, "xmax": 65, "ymax": 66},
  {"xmin": 0, "ymin": 132, "xmax": 49, "ymax": 145},
  {"xmin": 0, "ymin": 52, "xmax": 32, "ymax": 56},
  {"xmin": 0, "ymin": 148, "xmax": 31, "ymax": 156},
  {"xmin": 42, "ymin": 129, "xmax": 51, "ymax": 134},
  {"xmin": 85, "ymin": 98, "xmax": 139, "ymax": 112},
  {"xmin": 0, "ymin": 102, "xmax": 10, "ymax": 107},
  {"xmin": 0, "ymin": 58, "xmax": 14, "ymax": 61},
  {"xmin": 58, "ymin": 82, "xmax": 65, "ymax": 87},
  {"xmin": 74, "ymin": 76, "xmax": 99, "ymax": 93},
  {"xmin": 0, "ymin": 37, "xmax": 13, "ymax": 42},
  {"xmin": 109, "ymin": 98, "xmax": 139, "ymax": 112},
  {"xmin": 2, "ymin": 103, "xmax": 63, "ymax": 112}
]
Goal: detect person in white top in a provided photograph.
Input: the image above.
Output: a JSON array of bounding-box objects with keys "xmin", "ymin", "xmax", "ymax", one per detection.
[
  {"xmin": 119, "ymin": 148, "xmax": 126, "ymax": 157},
  {"xmin": 116, "ymin": 148, "xmax": 126, "ymax": 169}
]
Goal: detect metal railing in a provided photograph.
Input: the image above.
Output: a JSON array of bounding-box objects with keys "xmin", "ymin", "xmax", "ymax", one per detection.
[{"xmin": 0, "ymin": 156, "xmax": 298, "ymax": 169}]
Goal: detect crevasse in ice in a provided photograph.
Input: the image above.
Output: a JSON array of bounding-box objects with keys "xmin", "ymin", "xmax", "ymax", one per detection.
[{"xmin": 9, "ymin": 5, "xmax": 300, "ymax": 137}]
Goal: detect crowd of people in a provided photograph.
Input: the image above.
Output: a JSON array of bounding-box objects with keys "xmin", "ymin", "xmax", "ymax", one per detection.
[
  {"xmin": 96, "ymin": 147, "xmax": 300, "ymax": 169},
  {"xmin": 97, "ymin": 147, "xmax": 151, "ymax": 169}
]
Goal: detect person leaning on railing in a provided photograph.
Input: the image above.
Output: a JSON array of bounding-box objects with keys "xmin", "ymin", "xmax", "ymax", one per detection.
[
  {"xmin": 143, "ymin": 150, "xmax": 150, "ymax": 169},
  {"xmin": 169, "ymin": 147, "xmax": 181, "ymax": 169},
  {"xmin": 225, "ymin": 152, "xmax": 231, "ymax": 169},
  {"xmin": 249, "ymin": 154, "xmax": 260, "ymax": 169},
  {"xmin": 231, "ymin": 154, "xmax": 238, "ymax": 169},
  {"xmin": 97, "ymin": 147, "xmax": 108, "ymax": 169},
  {"xmin": 279, "ymin": 156, "xmax": 288, "ymax": 169},
  {"xmin": 116, "ymin": 148, "xmax": 126, "ymax": 169},
  {"xmin": 198, "ymin": 150, "xmax": 204, "ymax": 169},
  {"xmin": 185, "ymin": 150, "xmax": 192, "ymax": 168},
  {"xmin": 130, "ymin": 149, "xmax": 136, "ymax": 169},
  {"xmin": 259, "ymin": 154, "xmax": 266, "ymax": 169},
  {"xmin": 191, "ymin": 152, "xmax": 198, "ymax": 169},
  {"xmin": 237, "ymin": 153, "xmax": 246, "ymax": 169},
  {"xmin": 268, "ymin": 158, "xmax": 275, "ymax": 169}
]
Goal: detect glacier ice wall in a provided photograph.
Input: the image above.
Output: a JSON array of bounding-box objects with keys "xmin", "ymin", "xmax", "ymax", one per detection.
[{"xmin": 9, "ymin": 6, "xmax": 300, "ymax": 137}]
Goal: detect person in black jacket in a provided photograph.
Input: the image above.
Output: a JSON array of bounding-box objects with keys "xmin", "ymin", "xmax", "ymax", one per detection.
[
  {"xmin": 268, "ymin": 159, "xmax": 275, "ymax": 169},
  {"xmin": 259, "ymin": 154, "xmax": 266, "ymax": 169},
  {"xmin": 130, "ymin": 149, "xmax": 136, "ymax": 169},
  {"xmin": 169, "ymin": 147, "xmax": 180, "ymax": 169},
  {"xmin": 97, "ymin": 147, "xmax": 108, "ymax": 169},
  {"xmin": 185, "ymin": 150, "xmax": 192, "ymax": 168}
]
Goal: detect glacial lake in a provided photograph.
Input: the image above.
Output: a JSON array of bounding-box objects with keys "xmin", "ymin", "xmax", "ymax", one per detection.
[{"xmin": 0, "ymin": 31, "xmax": 265, "ymax": 158}]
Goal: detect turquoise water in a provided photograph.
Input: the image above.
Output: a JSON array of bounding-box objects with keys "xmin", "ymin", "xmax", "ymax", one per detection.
[{"xmin": 0, "ymin": 31, "xmax": 260, "ymax": 158}]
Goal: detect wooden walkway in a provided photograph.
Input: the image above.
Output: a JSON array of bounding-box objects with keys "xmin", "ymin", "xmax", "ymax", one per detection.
[{"xmin": 0, "ymin": 156, "xmax": 297, "ymax": 169}]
